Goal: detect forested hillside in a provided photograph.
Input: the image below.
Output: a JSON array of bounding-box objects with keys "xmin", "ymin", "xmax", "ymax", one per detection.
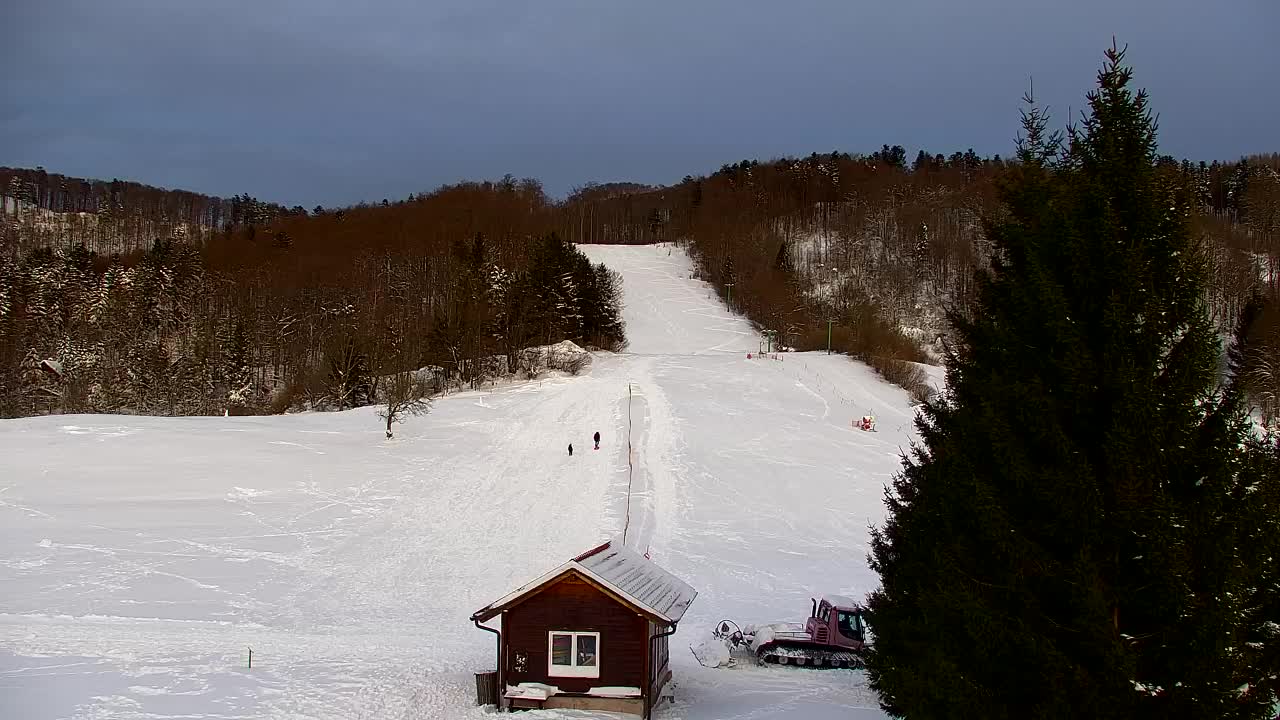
[
  {"xmin": 0, "ymin": 178, "xmax": 623, "ymax": 417},
  {"xmin": 0, "ymin": 166, "xmax": 295, "ymax": 252},
  {"xmin": 1, "ymin": 151, "xmax": 1276, "ymax": 421},
  {"xmin": 557, "ymin": 150, "xmax": 1280, "ymax": 417}
]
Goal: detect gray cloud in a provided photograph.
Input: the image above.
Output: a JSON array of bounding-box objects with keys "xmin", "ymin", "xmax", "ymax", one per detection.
[{"xmin": 4, "ymin": 0, "xmax": 1276, "ymax": 207}]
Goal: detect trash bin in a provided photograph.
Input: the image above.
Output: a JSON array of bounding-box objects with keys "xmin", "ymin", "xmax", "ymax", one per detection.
[{"xmin": 475, "ymin": 670, "xmax": 498, "ymax": 706}]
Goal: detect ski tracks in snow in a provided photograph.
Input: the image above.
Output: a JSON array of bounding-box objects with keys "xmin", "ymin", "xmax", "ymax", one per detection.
[
  {"xmin": 583, "ymin": 244, "xmax": 756, "ymax": 357},
  {"xmin": 615, "ymin": 357, "xmax": 680, "ymax": 560}
]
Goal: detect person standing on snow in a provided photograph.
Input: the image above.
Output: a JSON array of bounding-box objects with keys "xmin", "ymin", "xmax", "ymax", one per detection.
[
  {"xmin": 568, "ymin": 443, "xmax": 573, "ymax": 456},
  {"xmin": 593, "ymin": 431, "xmax": 600, "ymax": 450}
]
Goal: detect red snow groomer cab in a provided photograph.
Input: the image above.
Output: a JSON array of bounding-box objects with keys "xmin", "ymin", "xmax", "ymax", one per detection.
[{"xmin": 694, "ymin": 595, "xmax": 870, "ymax": 668}]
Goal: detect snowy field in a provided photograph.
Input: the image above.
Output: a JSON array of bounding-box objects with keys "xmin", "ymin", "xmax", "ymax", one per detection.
[{"xmin": 1, "ymin": 244, "xmax": 942, "ymax": 719}]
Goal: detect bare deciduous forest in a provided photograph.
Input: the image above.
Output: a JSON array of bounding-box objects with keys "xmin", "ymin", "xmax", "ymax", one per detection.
[{"xmin": 1, "ymin": 152, "xmax": 1276, "ymax": 422}]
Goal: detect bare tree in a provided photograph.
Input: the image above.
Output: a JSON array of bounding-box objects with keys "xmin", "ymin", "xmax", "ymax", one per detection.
[
  {"xmin": 1250, "ymin": 306, "xmax": 1280, "ymax": 428},
  {"xmin": 378, "ymin": 371, "xmax": 433, "ymax": 438}
]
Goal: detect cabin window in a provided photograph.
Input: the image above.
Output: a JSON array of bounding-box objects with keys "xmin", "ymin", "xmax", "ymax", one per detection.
[{"xmin": 547, "ymin": 631, "xmax": 600, "ymax": 678}]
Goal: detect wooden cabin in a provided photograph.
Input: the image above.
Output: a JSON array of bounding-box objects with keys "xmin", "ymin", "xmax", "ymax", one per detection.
[{"xmin": 471, "ymin": 540, "xmax": 697, "ymax": 717}]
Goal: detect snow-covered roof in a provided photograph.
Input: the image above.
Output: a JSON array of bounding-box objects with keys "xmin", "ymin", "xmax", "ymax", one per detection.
[
  {"xmin": 823, "ymin": 594, "xmax": 861, "ymax": 609},
  {"xmin": 472, "ymin": 539, "xmax": 697, "ymax": 626},
  {"xmin": 576, "ymin": 541, "xmax": 697, "ymax": 623}
]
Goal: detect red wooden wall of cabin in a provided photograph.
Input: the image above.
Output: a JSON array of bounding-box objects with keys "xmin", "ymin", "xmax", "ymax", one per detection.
[{"xmin": 502, "ymin": 574, "xmax": 648, "ymax": 694}]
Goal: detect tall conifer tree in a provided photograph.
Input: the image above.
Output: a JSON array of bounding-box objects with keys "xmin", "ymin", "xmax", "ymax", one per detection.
[{"xmin": 865, "ymin": 44, "xmax": 1280, "ymax": 720}]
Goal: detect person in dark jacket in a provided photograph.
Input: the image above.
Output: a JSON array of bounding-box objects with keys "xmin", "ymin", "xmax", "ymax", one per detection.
[
  {"xmin": 568, "ymin": 443, "xmax": 573, "ymax": 456},
  {"xmin": 593, "ymin": 431, "xmax": 600, "ymax": 450}
]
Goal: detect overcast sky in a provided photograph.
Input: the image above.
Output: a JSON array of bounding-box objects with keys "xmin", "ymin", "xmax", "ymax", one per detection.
[{"xmin": 3, "ymin": 1, "xmax": 1276, "ymax": 208}]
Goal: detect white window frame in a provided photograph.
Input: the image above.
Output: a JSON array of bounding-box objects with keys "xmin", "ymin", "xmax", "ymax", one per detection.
[{"xmin": 547, "ymin": 631, "xmax": 601, "ymax": 678}]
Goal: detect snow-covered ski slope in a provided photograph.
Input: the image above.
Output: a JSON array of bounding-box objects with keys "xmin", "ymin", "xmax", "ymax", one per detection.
[{"xmin": 1, "ymin": 244, "xmax": 942, "ymax": 719}]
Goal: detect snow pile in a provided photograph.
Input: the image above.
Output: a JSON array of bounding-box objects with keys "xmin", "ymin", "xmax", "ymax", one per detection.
[
  {"xmin": 690, "ymin": 635, "xmax": 732, "ymax": 668},
  {"xmin": 505, "ymin": 682, "xmax": 560, "ymax": 700},
  {"xmin": 588, "ymin": 686, "xmax": 642, "ymax": 697},
  {"xmin": 519, "ymin": 340, "xmax": 591, "ymax": 376},
  {"xmin": 744, "ymin": 622, "xmax": 808, "ymax": 654}
]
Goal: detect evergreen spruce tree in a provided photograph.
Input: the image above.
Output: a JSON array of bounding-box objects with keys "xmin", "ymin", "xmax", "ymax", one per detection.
[
  {"xmin": 577, "ymin": 259, "xmax": 604, "ymax": 346},
  {"xmin": 526, "ymin": 233, "xmax": 567, "ymax": 344},
  {"xmin": 222, "ymin": 318, "xmax": 254, "ymax": 413},
  {"xmin": 865, "ymin": 44, "xmax": 1280, "ymax": 720},
  {"xmin": 592, "ymin": 263, "xmax": 626, "ymax": 350}
]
